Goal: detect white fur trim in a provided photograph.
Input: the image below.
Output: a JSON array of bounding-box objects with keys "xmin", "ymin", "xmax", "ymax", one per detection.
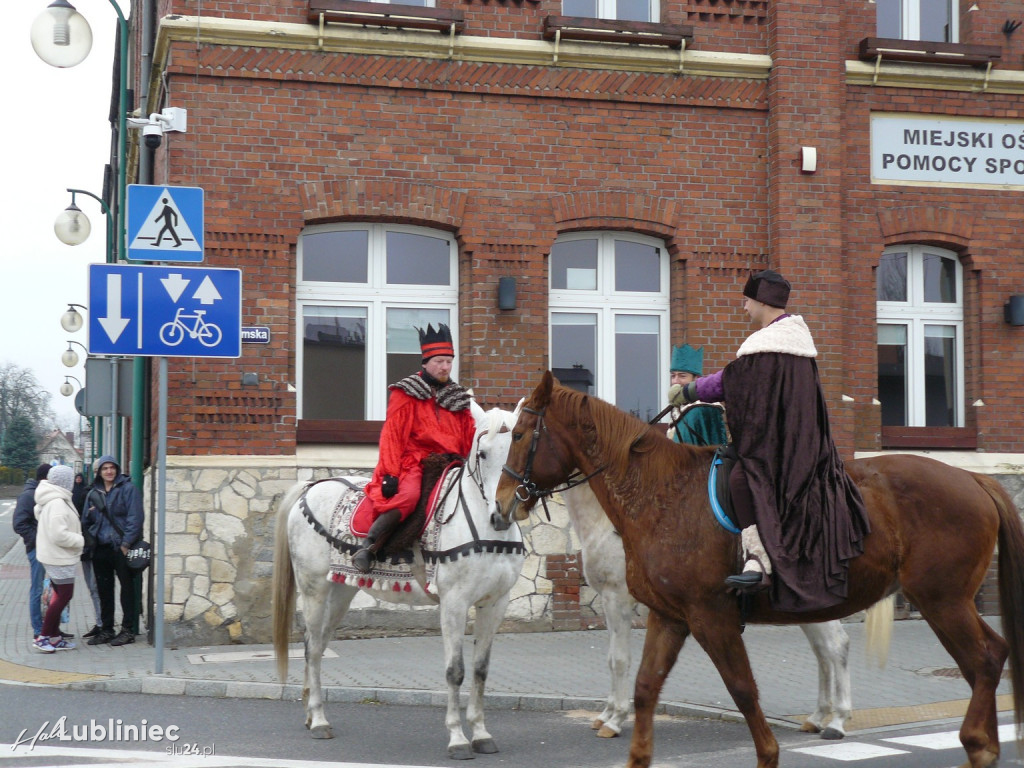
[{"xmin": 736, "ymin": 315, "xmax": 817, "ymax": 359}]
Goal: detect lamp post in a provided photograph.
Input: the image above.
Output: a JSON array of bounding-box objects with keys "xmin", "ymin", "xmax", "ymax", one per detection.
[
  {"xmin": 59, "ymin": 374, "xmax": 94, "ymax": 474},
  {"xmin": 34, "ymin": 1, "xmax": 142, "ymax": 494},
  {"xmin": 55, "ymin": 188, "xmax": 113, "ymax": 263},
  {"xmin": 59, "ymin": 374, "xmax": 83, "ymax": 398},
  {"xmin": 61, "ymin": 339, "xmax": 90, "ymax": 368}
]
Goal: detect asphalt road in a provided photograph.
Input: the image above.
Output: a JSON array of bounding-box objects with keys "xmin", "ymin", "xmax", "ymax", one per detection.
[{"xmin": 1, "ymin": 686, "xmax": 1021, "ymax": 768}]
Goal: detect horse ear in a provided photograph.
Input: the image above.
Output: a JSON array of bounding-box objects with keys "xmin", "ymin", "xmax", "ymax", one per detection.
[
  {"xmin": 469, "ymin": 397, "xmax": 487, "ymax": 428},
  {"xmin": 537, "ymin": 370, "xmax": 554, "ymax": 406},
  {"xmin": 511, "ymin": 398, "xmax": 525, "ymax": 423}
]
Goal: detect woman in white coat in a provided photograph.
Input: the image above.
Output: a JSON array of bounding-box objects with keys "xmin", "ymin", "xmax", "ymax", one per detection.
[{"xmin": 33, "ymin": 465, "xmax": 84, "ymax": 653}]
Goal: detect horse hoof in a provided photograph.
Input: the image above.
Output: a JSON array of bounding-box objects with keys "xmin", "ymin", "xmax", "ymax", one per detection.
[
  {"xmin": 799, "ymin": 722, "xmax": 821, "ymax": 734},
  {"xmin": 821, "ymin": 727, "xmax": 845, "ymax": 740},
  {"xmin": 310, "ymin": 725, "xmax": 334, "ymax": 739},
  {"xmin": 596, "ymin": 725, "xmax": 619, "ymax": 738},
  {"xmin": 448, "ymin": 744, "xmax": 475, "ymax": 760},
  {"xmin": 473, "ymin": 738, "xmax": 499, "ymax": 754},
  {"xmin": 591, "ymin": 717, "xmax": 604, "ymax": 730}
]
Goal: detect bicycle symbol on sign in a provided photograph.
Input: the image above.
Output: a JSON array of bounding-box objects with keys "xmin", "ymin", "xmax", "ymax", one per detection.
[{"xmin": 159, "ymin": 307, "xmax": 223, "ymax": 348}]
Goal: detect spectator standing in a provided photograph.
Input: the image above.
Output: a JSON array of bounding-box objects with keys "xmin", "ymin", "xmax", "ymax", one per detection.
[
  {"xmin": 82, "ymin": 455, "xmax": 144, "ymax": 646},
  {"xmin": 33, "ymin": 465, "xmax": 84, "ymax": 653},
  {"xmin": 12, "ymin": 464, "xmax": 51, "ymax": 641},
  {"xmin": 72, "ymin": 471, "xmax": 102, "ymax": 638}
]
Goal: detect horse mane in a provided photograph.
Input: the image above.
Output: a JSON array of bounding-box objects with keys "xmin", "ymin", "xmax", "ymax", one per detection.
[{"xmin": 549, "ymin": 384, "xmax": 703, "ymax": 487}]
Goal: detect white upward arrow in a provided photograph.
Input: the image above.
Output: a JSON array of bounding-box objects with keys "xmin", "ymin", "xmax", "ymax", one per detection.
[
  {"xmin": 98, "ymin": 273, "xmax": 130, "ymax": 343},
  {"xmin": 193, "ymin": 276, "xmax": 222, "ymax": 305}
]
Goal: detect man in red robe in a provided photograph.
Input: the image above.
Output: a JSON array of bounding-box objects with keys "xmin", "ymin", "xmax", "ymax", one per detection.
[{"xmin": 352, "ymin": 323, "xmax": 476, "ymax": 573}]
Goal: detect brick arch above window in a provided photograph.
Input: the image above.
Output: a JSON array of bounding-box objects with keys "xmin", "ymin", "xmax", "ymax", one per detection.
[
  {"xmin": 876, "ymin": 205, "xmax": 974, "ymax": 251},
  {"xmin": 299, "ymin": 179, "xmax": 468, "ymax": 230},
  {"xmin": 549, "ymin": 190, "xmax": 679, "ymax": 241}
]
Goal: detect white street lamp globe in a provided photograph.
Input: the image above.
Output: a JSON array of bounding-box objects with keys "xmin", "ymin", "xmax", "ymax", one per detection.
[
  {"xmin": 31, "ymin": 0, "xmax": 93, "ymax": 69},
  {"xmin": 60, "ymin": 381, "xmax": 74, "ymax": 397},
  {"xmin": 62, "ymin": 347, "xmax": 79, "ymax": 367},
  {"xmin": 54, "ymin": 203, "xmax": 91, "ymax": 245},
  {"xmin": 61, "ymin": 307, "xmax": 84, "ymax": 333}
]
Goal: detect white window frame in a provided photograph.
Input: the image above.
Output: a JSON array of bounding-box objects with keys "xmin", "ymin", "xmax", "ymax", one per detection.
[
  {"xmin": 297, "ymin": 223, "xmax": 458, "ymax": 420},
  {"xmin": 879, "ymin": 0, "xmax": 959, "ymax": 42},
  {"xmin": 876, "ymin": 244, "xmax": 965, "ymax": 427},
  {"xmin": 548, "ymin": 231, "xmax": 670, "ymax": 415},
  {"xmin": 562, "ymin": 0, "xmax": 659, "ymax": 23}
]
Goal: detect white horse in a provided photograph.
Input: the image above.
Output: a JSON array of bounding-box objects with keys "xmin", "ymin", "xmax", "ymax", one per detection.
[
  {"xmin": 560, "ymin": 482, "xmax": 854, "ymax": 740},
  {"xmin": 272, "ymin": 403, "xmax": 525, "ymax": 759}
]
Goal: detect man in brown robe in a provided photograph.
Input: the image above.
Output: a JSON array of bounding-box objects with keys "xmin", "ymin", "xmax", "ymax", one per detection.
[{"xmin": 670, "ymin": 270, "xmax": 870, "ymax": 612}]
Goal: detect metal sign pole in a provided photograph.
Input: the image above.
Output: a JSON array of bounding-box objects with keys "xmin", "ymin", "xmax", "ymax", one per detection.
[{"xmin": 154, "ymin": 356, "xmax": 167, "ymax": 674}]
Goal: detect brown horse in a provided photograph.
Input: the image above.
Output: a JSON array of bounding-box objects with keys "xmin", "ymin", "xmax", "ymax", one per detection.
[{"xmin": 492, "ymin": 371, "xmax": 1024, "ymax": 768}]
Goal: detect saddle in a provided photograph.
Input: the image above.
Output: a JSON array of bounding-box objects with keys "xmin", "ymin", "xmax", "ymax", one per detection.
[{"xmin": 350, "ymin": 453, "xmax": 463, "ymax": 556}]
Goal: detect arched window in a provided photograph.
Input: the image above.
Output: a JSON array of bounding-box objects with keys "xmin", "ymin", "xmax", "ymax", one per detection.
[
  {"xmin": 549, "ymin": 231, "xmax": 669, "ymax": 421},
  {"xmin": 876, "ymin": 245, "xmax": 964, "ymax": 427},
  {"xmin": 297, "ymin": 223, "xmax": 458, "ymax": 420}
]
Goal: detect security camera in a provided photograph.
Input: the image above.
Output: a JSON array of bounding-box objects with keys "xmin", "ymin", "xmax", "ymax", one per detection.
[
  {"xmin": 127, "ymin": 107, "xmax": 188, "ymax": 150},
  {"xmin": 143, "ymin": 122, "xmax": 163, "ymax": 150}
]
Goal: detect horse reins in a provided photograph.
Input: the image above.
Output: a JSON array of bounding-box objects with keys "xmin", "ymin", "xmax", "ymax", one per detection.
[{"xmin": 502, "ymin": 405, "xmax": 606, "ymax": 522}]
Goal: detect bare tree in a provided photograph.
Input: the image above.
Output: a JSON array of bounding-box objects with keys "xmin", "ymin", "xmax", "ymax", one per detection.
[{"xmin": 0, "ymin": 362, "xmax": 54, "ymax": 440}]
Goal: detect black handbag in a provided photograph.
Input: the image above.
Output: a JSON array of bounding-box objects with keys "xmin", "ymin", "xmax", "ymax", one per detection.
[
  {"xmin": 92, "ymin": 490, "xmax": 151, "ymax": 571},
  {"xmin": 124, "ymin": 539, "xmax": 152, "ymax": 571}
]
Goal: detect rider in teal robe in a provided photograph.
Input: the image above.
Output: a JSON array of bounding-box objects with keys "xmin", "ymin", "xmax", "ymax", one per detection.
[{"xmin": 668, "ymin": 344, "xmax": 728, "ymax": 447}]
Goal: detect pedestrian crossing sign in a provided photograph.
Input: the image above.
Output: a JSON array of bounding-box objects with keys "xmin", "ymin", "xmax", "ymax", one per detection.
[{"xmin": 127, "ymin": 184, "xmax": 204, "ymax": 262}]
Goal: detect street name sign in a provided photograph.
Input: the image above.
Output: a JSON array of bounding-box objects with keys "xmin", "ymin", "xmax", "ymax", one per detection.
[
  {"xmin": 127, "ymin": 184, "xmax": 204, "ymax": 261},
  {"xmin": 87, "ymin": 264, "xmax": 241, "ymax": 358}
]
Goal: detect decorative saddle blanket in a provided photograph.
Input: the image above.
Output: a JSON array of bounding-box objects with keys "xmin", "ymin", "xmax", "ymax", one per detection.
[{"xmin": 324, "ymin": 467, "xmax": 459, "ymax": 595}]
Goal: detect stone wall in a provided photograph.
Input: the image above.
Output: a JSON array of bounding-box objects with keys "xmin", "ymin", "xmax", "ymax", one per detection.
[{"xmin": 145, "ymin": 455, "xmax": 1021, "ymax": 646}]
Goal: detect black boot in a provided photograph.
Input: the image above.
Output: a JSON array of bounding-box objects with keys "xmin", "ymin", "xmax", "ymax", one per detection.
[{"xmin": 352, "ymin": 509, "xmax": 402, "ymax": 573}]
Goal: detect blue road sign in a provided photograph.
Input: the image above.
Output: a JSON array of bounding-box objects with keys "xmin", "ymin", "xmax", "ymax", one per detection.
[
  {"xmin": 88, "ymin": 264, "xmax": 241, "ymax": 358},
  {"xmin": 127, "ymin": 184, "xmax": 204, "ymax": 261}
]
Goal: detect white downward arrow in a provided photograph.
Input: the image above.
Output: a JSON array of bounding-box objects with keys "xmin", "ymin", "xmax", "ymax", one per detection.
[
  {"xmin": 161, "ymin": 273, "xmax": 190, "ymax": 302},
  {"xmin": 98, "ymin": 273, "xmax": 130, "ymax": 343}
]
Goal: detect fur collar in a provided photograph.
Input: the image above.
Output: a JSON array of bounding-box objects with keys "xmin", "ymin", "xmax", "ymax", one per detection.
[
  {"xmin": 736, "ymin": 315, "xmax": 817, "ymax": 359},
  {"xmin": 390, "ymin": 374, "xmax": 471, "ymax": 412}
]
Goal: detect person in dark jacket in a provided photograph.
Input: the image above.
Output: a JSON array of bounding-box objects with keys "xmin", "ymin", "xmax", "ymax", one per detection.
[
  {"xmin": 82, "ymin": 455, "xmax": 144, "ymax": 646},
  {"xmin": 13, "ymin": 464, "xmax": 52, "ymax": 639},
  {"xmin": 72, "ymin": 471, "xmax": 102, "ymax": 638}
]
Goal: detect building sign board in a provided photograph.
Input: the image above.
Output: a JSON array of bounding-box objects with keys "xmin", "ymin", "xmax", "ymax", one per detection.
[{"xmin": 871, "ymin": 113, "xmax": 1024, "ymax": 189}]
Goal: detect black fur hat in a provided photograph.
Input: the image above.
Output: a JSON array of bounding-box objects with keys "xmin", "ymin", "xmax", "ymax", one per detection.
[{"xmin": 743, "ymin": 270, "xmax": 791, "ymax": 309}]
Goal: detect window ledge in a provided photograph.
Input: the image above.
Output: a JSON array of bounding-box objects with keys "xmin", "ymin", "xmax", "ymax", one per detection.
[
  {"xmin": 543, "ymin": 16, "xmax": 694, "ymax": 49},
  {"xmin": 297, "ymin": 419, "xmax": 383, "ymax": 444},
  {"xmin": 858, "ymin": 37, "xmax": 1001, "ymax": 68},
  {"xmin": 308, "ymin": 0, "xmax": 465, "ymax": 34},
  {"xmin": 880, "ymin": 426, "xmax": 977, "ymax": 450}
]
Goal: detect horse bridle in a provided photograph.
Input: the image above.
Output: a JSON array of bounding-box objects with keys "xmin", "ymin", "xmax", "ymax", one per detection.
[{"xmin": 501, "ymin": 405, "xmax": 605, "ymax": 521}]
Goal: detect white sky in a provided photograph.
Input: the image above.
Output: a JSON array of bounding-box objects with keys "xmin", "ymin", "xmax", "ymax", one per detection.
[{"xmin": 1, "ymin": 3, "xmax": 122, "ymax": 429}]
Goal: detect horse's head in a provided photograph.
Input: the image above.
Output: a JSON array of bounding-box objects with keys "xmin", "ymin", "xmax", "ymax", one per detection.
[
  {"xmin": 493, "ymin": 371, "xmax": 576, "ymax": 530},
  {"xmin": 465, "ymin": 403, "xmax": 519, "ymax": 531}
]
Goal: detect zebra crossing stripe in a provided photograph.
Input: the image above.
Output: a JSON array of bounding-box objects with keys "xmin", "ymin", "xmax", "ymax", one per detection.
[
  {"xmin": 790, "ymin": 742, "xmax": 908, "ymax": 760},
  {"xmin": 791, "ymin": 723, "xmax": 1018, "ymax": 761}
]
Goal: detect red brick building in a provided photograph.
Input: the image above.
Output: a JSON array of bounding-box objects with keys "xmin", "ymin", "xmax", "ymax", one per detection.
[{"xmin": 111, "ymin": 0, "xmax": 1024, "ymax": 641}]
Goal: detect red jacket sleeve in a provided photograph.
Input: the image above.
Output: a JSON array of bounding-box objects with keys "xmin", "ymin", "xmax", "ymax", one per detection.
[{"xmin": 376, "ymin": 389, "xmax": 416, "ymax": 478}]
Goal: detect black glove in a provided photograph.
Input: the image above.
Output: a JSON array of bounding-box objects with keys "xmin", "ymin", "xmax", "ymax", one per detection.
[{"xmin": 381, "ymin": 475, "xmax": 399, "ymax": 499}]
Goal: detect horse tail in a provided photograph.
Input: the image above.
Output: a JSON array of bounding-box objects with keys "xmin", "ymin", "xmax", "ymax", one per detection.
[
  {"xmin": 272, "ymin": 482, "xmax": 305, "ymax": 683},
  {"xmin": 977, "ymin": 473, "xmax": 1024, "ymax": 730},
  {"xmin": 863, "ymin": 594, "xmax": 895, "ymax": 668}
]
